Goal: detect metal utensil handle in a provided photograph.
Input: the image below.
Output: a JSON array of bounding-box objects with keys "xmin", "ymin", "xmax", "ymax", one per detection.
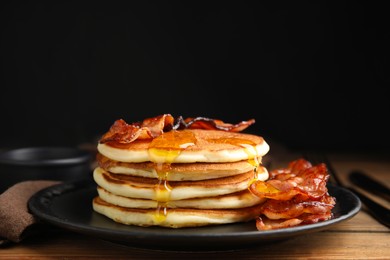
[
  {"xmin": 348, "ymin": 187, "xmax": 390, "ymax": 229},
  {"xmin": 349, "ymin": 170, "xmax": 390, "ymax": 202}
]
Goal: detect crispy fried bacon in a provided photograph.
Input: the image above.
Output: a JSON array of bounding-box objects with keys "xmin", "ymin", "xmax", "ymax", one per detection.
[
  {"xmin": 250, "ymin": 159, "xmax": 330, "ymax": 201},
  {"xmin": 176, "ymin": 116, "xmax": 255, "ymax": 132},
  {"xmin": 260, "ymin": 193, "xmax": 336, "ymax": 220},
  {"xmin": 256, "ymin": 217, "xmax": 303, "ymax": 231},
  {"xmin": 256, "ymin": 212, "xmax": 333, "ymax": 231},
  {"xmin": 251, "ymin": 158, "xmax": 336, "ymax": 231},
  {"xmin": 99, "ymin": 114, "xmax": 255, "ymax": 144}
]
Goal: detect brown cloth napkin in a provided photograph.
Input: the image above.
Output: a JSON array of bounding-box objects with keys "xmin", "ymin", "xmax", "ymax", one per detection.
[{"xmin": 0, "ymin": 180, "xmax": 61, "ymax": 244}]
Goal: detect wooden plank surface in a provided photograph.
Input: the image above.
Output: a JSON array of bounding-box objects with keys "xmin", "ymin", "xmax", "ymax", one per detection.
[{"xmin": 1, "ymin": 225, "xmax": 389, "ymax": 260}]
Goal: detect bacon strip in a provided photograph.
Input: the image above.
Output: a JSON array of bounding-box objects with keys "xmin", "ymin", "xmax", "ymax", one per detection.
[
  {"xmin": 177, "ymin": 117, "xmax": 255, "ymax": 132},
  {"xmin": 256, "ymin": 217, "xmax": 303, "ymax": 231},
  {"xmin": 99, "ymin": 114, "xmax": 176, "ymax": 144},
  {"xmin": 256, "ymin": 211, "xmax": 334, "ymax": 231},
  {"xmin": 99, "ymin": 114, "xmax": 255, "ymax": 144},
  {"xmin": 260, "ymin": 193, "xmax": 336, "ymax": 220}
]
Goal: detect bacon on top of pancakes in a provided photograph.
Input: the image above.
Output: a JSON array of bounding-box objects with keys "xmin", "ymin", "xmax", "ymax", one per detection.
[{"xmin": 99, "ymin": 114, "xmax": 256, "ymax": 144}]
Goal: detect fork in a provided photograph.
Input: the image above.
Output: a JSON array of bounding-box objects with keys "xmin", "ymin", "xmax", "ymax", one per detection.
[{"xmin": 303, "ymin": 152, "xmax": 390, "ymax": 229}]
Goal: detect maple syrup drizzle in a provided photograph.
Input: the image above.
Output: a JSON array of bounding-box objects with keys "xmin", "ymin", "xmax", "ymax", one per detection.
[
  {"xmin": 148, "ymin": 130, "xmax": 196, "ymax": 222},
  {"xmin": 207, "ymin": 137, "xmax": 261, "ymax": 185}
]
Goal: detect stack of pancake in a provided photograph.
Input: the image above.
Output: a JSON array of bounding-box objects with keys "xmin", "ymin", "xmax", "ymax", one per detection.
[{"xmin": 92, "ymin": 118, "xmax": 270, "ymax": 228}]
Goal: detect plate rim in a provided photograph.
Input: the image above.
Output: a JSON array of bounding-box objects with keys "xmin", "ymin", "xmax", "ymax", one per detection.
[{"xmin": 28, "ymin": 179, "xmax": 361, "ymax": 249}]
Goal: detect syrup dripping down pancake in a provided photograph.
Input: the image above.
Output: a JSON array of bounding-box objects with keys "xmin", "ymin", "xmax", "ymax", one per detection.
[
  {"xmin": 93, "ymin": 166, "xmax": 268, "ymax": 200},
  {"xmin": 96, "ymin": 186, "xmax": 266, "ymax": 209},
  {"xmin": 92, "ymin": 196, "xmax": 264, "ymax": 228}
]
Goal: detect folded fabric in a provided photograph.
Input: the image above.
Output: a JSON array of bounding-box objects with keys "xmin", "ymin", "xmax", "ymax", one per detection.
[{"xmin": 0, "ymin": 180, "xmax": 60, "ymax": 244}]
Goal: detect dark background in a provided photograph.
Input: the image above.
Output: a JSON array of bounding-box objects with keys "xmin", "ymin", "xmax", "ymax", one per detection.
[{"xmin": 1, "ymin": 1, "xmax": 389, "ymax": 152}]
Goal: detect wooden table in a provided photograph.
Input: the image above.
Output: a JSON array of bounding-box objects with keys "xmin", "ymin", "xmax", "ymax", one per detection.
[{"xmin": 1, "ymin": 150, "xmax": 389, "ymax": 259}]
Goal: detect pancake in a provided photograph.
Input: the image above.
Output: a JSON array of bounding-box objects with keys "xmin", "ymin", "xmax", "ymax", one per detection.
[
  {"xmin": 93, "ymin": 166, "xmax": 268, "ymax": 200},
  {"xmin": 97, "ymin": 153, "xmax": 265, "ymax": 181},
  {"xmin": 97, "ymin": 186, "xmax": 266, "ymax": 209},
  {"xmin": 97, "ymin": 129, "xmax": 269, "ymax": 163},
  {"xmin": 93, "ymin": 196, "xmax": 263, "ymax": 228}
]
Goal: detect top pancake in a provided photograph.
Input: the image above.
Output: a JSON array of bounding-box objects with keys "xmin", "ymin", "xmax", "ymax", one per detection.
[
  {"xmin": 96, "ymin": 153, "xmax": 267, "ymax": 181},
  {"xmin": 98, "ymin": 129, "xmax": 269, "ymax": 163}
]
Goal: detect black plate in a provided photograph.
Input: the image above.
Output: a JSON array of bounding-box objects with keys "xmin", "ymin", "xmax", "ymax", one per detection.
[{"xmin": 28, "ymin": 179, "xmax": 361, "ymax": 251}]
